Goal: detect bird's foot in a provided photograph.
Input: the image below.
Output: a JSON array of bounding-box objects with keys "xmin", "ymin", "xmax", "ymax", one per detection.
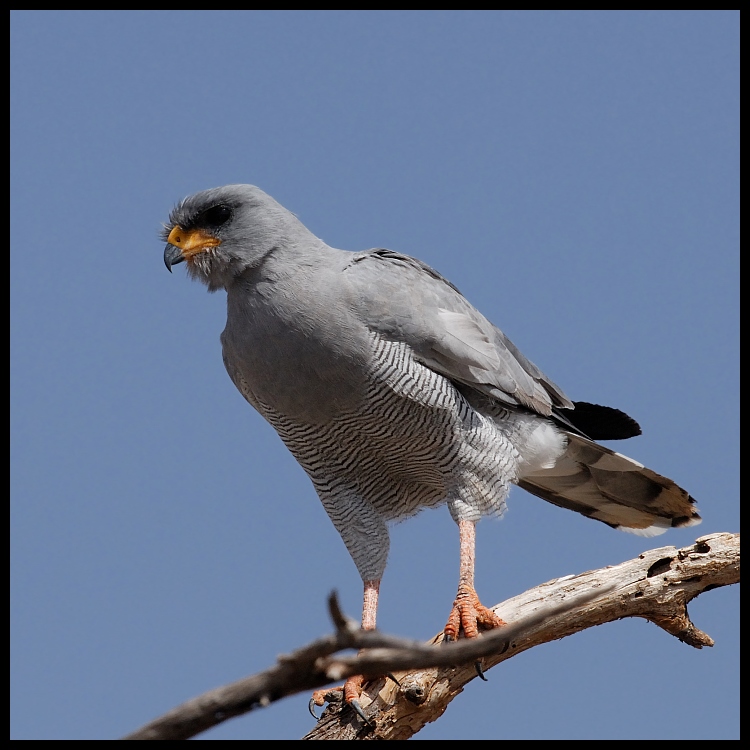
[
  {"xmin": 443, "ymin": 585, "xmax": 506, "ymax": 641},
  {"xmin": 309, "ymin": 674, "xmax": 373, "ymax": 725},
  {"xmin": 443, "ymin": 585, "xmax": 506, "ymax": 680}
]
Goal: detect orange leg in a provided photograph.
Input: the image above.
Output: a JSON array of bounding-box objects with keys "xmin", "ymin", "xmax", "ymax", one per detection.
[
  {"xmin": 444, "ymin": 519, "xmax": 505, "ymax": 641},
  {"xmin": 310, "ymin": 579, "xmax": 380, "ymax": 720}
]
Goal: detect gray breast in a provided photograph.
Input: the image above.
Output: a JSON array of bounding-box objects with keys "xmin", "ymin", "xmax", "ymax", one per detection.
[{"xmin": 249, "ymin": 333, "xmax": 520, "ymax": 525}]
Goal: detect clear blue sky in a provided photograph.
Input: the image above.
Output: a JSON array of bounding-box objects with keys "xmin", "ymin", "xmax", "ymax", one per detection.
[{"xmin": 11, "ymin": 11, "xmax": 738, "ymax": 740}]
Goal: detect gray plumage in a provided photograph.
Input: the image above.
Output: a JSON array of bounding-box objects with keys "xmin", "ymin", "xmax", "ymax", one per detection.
[{"xmin": 162, "ymin": 184, "xmax": 700, "ymax": 589}]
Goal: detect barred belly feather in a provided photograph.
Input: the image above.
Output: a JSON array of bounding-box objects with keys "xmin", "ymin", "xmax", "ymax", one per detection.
[{"xmin": 251, "ymin": 334, "xmax": 530, "ymax": 580}]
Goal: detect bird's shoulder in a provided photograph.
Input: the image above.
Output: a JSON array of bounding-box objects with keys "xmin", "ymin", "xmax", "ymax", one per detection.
[
  {"xmin": 341, "ymin": 248, "xmax": 572, "ymax": 416},
  {"xmin": 345, "ymin": 248, "xmax": 464, "ymax": 293}
]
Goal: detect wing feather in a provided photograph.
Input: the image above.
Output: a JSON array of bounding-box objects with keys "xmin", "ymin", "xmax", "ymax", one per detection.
[{"xmin": 344, "ymin": 249, "xmax": 572, "ymax": 416}]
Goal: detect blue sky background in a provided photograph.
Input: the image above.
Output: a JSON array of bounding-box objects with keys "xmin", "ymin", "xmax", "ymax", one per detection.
[{"xmin": 11, "ymin": 11, "xmax": 738, "ymax": 741}]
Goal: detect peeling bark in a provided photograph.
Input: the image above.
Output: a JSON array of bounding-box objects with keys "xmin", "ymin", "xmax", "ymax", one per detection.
[{"xmin": 121, "ymin": 533, "xmax": 739, "ymax": 741}]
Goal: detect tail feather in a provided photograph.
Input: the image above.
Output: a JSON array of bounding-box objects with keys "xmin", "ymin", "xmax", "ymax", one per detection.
[{"xmin": 517, "ymin": 433, "xmax": 701, "ymax": 536}]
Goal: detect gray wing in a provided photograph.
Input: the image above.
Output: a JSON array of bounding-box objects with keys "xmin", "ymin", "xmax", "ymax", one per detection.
[
  {"xmin": 341, "ymin": 250, "xmax": 700, "ymax": 534},
  {"xmin": 343, "ymin": 249, "xmax": 573, "ymax": 416}
]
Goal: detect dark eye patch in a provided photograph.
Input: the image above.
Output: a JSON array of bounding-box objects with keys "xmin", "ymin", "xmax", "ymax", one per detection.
[{"xmin": 200, "ymin": 204, "xmax": 233, "ymax": 229}]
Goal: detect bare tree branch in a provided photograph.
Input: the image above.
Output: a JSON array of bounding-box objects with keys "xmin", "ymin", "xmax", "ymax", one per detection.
[{"xmin": 121, "ymin": 532, "xmax": 739, "ymax": 741}]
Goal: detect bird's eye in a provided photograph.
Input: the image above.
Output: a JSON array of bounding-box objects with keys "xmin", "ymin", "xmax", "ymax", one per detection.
[{"xmin": 201, "ymin": 204, "xmax": 232, "ymax": 228}]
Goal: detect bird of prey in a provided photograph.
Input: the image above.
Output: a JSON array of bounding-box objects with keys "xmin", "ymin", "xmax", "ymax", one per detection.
[{"xmin": 162, "ymin": 184, "xmax": 700, "ymax": 717}]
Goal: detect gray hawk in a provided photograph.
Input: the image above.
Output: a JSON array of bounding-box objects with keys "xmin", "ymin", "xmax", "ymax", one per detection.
[{"xmin": 162, "ymin": 184, "xmax": 700, "ymax": 716}]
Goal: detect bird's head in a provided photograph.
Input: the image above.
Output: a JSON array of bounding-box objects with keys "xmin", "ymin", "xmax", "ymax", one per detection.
[{"xmin": 162, "ymin": 184, "xmax": 312, "ymax": 292}]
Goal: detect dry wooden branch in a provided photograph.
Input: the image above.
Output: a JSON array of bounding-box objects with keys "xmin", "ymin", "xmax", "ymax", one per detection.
[{"xmin": 121, "ymin": 532, "xmax": 739, "ymax": 741}]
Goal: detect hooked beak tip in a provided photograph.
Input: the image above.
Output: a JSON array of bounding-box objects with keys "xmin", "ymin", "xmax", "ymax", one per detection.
[{"xmin": 164, "ymin": 244, "xmax": 184, "ymax": 273}]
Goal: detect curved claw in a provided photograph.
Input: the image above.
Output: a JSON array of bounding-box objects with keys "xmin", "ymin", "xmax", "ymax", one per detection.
[
  {"xmin": 474, "ymin": 660, "xmax": 488, "ymax": 681},
  {"xmin": 349, "ymin": 698, "xmax": 374, "ymax": 727},
  {"xmin": 308, "ymin": 696, "xmax": 320, "ymax": 719},
  {"xmin": 309, "ymin": 687, "xmax": 342, "ymax": 720},
  {"xmin": 386, "ymin": 672, "xmax": 401, "ymax": 687}
]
